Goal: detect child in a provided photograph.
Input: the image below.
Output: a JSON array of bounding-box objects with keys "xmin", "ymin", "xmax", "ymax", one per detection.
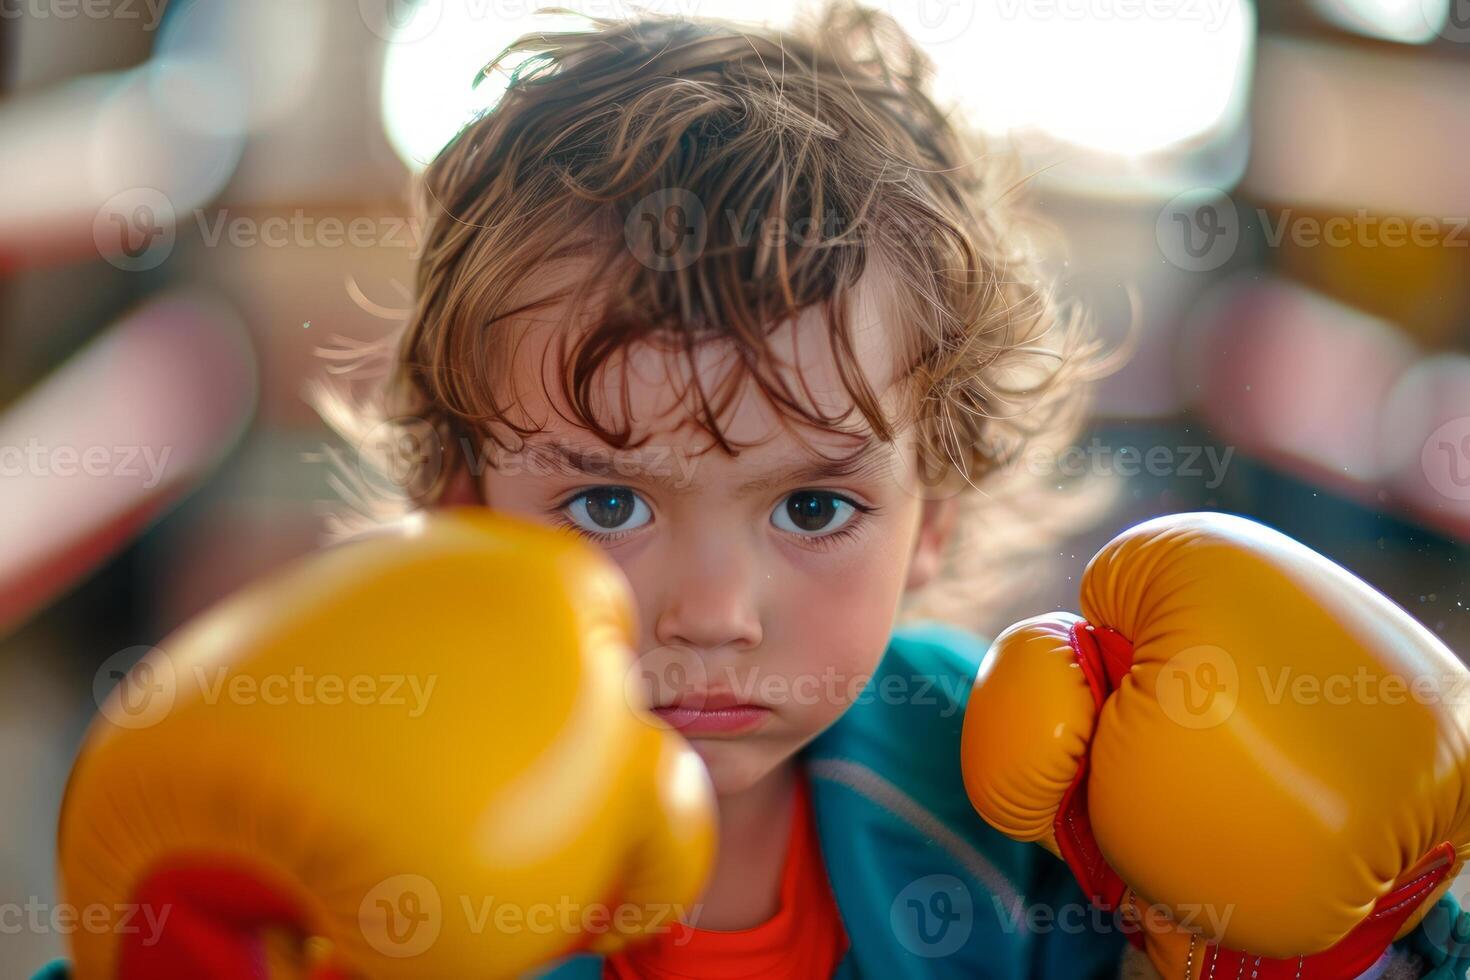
[
  {"xmin": 322, "ymin": 4, "xmax": 1116, "ymax": 976},
  {"xmin": 318, "ymin": 3, "xmax": 1456, "ymax": 978}
]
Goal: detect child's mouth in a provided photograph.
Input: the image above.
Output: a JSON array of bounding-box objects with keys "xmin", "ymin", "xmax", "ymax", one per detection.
[{"xmin": 651, "ymin": 695, "xmax": 771, "ymax": 736}]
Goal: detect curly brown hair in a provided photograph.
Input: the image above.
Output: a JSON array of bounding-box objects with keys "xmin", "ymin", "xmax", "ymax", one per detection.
[{"xmin": 315, "ymin": 0, "xmax": 1105, "ymax": 632}]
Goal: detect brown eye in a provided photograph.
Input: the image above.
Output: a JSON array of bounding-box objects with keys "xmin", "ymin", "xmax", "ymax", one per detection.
[
  {"xmin": 773, "ymin": 491, "xmax": 857, "ymax": 536},
  {"xmin": 566, "ymin": 487, "xmax": 650, "ymax": 534}
]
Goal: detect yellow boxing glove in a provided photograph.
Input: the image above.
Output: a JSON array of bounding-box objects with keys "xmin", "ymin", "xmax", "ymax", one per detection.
[
  {"xmin": 59, "ymin": 507, "xmax": 715, "ymax": 979},
  {"xmin": 962, "ymin": 511, "xmax": 1470, "ymax": 979}
]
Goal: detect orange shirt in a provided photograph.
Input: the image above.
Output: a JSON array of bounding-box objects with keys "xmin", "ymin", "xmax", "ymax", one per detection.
[{"xmin": 603, "ymin": 769, "xmax": 848, "ymax": 979}]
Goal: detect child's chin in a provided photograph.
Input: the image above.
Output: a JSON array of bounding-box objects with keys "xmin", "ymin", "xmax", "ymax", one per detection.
[{"xmin": 685, "ymin": 736, "xmax": 791, "ymax": 797}]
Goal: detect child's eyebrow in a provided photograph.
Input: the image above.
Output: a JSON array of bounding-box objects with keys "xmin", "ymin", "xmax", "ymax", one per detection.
[
  {"xmin": 733, "ymin": 436, "xmax": 891, "ymax": 495},
  {"xmin": 519, "ymin": 434, "xmax": 891, "ymax": 495}
]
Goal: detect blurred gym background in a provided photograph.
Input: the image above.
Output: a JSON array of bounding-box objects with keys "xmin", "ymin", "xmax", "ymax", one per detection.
[{"xmin": 2, "ymin": 0, "xmax": 1468, "ymax": 967}]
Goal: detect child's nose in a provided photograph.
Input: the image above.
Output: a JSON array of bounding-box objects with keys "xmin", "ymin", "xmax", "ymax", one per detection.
[{"xmin": 651, "ymin": 543, "xmax": 764, "ymax": 655}]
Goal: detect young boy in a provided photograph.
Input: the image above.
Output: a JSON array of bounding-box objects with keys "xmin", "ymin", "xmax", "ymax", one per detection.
[
  {"xmin": 317, "ymin": 3, "xmax": 1459, "ymax": 979},
  {"xmin": 322, "ymin": 4, "xmax": 1120, "ymax": 976}
]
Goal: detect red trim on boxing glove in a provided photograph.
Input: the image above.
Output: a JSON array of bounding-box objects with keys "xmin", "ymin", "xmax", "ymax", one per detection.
[
  {"xmin": 1054, "ymin": 623, "xmax": 1137, "ymax": 945},
  {"xmin": 1194, "ymin": 841, "xmax": 1456, "ymax": 978},
  {"xmin": 121, "ymin": 861, "xmax": 347, "ymax": 980},
  {"xmin": 1054, "ymin": 620, "xmax": 1457, "ymax": 977}
]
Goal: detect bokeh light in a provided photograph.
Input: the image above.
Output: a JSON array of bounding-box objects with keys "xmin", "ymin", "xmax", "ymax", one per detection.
[
  {"xmin": 381, "ymin": 0, "xmax": 1256, "ymax": 170},
  {"xmin": 1310, "ymin": 0, "xmax": 1450, "ymax": 44}
]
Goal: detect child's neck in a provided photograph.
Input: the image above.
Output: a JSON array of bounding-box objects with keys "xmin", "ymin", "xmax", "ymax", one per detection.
[{"xmin": 691, "ymin": 759, "xmax": 800, "ymax": 932}]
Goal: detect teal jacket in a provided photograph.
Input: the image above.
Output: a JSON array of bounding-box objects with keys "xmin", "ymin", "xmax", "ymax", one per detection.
[
  {"xmin": 34, "ymin": 621, "xmax": 1470, "ymax": 979},
  {"xmin": 539, "ymin": 620, "xmax": 1126, "ymax": 979},
  {"xmin": 532, "ymin": 620, "xmax": 1470, "ymax": 980}
]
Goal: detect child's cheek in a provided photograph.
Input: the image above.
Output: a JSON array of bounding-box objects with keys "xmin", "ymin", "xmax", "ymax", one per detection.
[{"xmin": 773, "ymin": 545, "xmax": 911, "ymax": 727}]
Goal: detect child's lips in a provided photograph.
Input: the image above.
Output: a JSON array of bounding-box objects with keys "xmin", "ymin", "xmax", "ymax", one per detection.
[{"xmin": 650, "ymin": 700, "xmax": 771, "ymax": 736}]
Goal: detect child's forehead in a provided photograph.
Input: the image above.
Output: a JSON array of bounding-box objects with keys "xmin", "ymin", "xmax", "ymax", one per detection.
[
  {"xmin": 515, "ymin": 416, "xmax": 900, "ymax": 494},
  {"xmin": 498, "ymin": 255, "xmax": 909, "ymax": 455}
]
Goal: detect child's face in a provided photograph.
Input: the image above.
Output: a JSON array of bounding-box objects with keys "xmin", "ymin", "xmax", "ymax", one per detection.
[{"xmin": 473, "ymin": 264, "xmax": 954, "ymax": 796}]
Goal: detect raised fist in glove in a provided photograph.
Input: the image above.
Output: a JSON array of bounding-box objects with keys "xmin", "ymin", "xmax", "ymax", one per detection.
[
  {"xmin": 58, "ymin": 507, "xmax": 715, "ymax": 979},
  {"xmin": 962, "ymin": 511, "xmax": 1470, "ymax": 978}
]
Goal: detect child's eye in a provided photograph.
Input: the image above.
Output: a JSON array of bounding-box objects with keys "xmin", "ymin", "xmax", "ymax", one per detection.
[
  {"xmin": 563, "ymin": 487, "xmax": 652, "ymax": 536},
  {"xmin": 771, "ymin": 491, "xmax": 862, "ymax": 537}
]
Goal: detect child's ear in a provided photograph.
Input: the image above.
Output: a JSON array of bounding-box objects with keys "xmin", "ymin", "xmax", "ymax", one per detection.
[
  {"xmin": 905, "ymin": 495, "xmax": 960, "ymax": 591},
  {"xmin": 436, "ymin": 459, "xmax": 484, "ymax": 507}
]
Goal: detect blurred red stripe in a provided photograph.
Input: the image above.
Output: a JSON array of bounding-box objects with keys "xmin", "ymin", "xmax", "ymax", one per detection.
[
  {"xmin": 1184, "ymin": 276, "xmax": 1470, "ymax": 541},
  {"xmin": 0, "ymin": 291, "xmax": 256, "ymax": 635}
]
